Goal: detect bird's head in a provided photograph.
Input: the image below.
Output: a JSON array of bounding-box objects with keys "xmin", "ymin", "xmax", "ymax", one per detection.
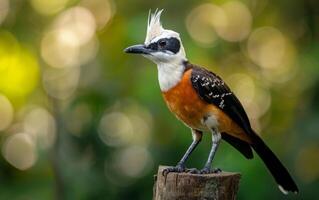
[{"xmin": 124, "ymin": 9, "xmax": 186, "ymax": 65}]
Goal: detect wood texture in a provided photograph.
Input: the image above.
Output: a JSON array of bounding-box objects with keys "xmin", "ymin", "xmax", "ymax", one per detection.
[{"xmin": 153, "ymin": 166, "xmax": 241, "ymax": 200}]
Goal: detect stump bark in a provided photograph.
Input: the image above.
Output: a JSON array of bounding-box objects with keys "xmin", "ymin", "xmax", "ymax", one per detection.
[{"xmin": 153, "ymin": 166, "xmax": 241, "ymax": 200}]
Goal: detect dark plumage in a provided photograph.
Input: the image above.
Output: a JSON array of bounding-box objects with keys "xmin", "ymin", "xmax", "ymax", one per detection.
[{"xmin": 186, "ymin": 62, "xmax": 298, "ymax": 194}]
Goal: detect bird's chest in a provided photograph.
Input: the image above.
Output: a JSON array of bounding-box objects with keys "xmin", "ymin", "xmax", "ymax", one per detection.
[{"xmin": 162, "ymin": 71, "xmax": 208, "ymax": 130}]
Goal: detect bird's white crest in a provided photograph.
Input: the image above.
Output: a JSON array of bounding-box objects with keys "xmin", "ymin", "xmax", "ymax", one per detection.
[{"xmin": 145, "ymin": 9, "xmax": 165, "ymax": 44}]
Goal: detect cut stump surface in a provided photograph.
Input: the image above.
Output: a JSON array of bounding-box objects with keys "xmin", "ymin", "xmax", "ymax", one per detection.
[{"xmin": 153, "ymin": 166, "xmax": 241, "ymax": 200}]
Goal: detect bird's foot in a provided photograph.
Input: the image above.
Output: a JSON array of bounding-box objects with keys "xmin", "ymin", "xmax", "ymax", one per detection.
[
  {"xmin": 186, "ymin": 168, "xmax": 200, "ymax": 174},
  {"xmin": 185, "ymin": 167, "xmax": 221, "ymax": 174},
  {"xmin": 162, "ymin": 164, "xmax": 186, "ymax": 176},
  {"xmin": 199, "ymin": 166, "xmax": 222, "ymax": 174}
]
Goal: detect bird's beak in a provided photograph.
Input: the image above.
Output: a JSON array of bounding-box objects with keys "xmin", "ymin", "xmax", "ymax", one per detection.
[{"xmin": 124, "ymin": 44, "xmax": 151, "ymax": 55}]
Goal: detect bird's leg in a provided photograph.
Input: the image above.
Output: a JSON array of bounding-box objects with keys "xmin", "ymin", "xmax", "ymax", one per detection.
[
  {"xmin": 162, "ymin": 130, "xmax": 202, "ymax": 176},
  {"xmin": 200, "ymin": 128, "xmax": 222, "ymax": 174}
]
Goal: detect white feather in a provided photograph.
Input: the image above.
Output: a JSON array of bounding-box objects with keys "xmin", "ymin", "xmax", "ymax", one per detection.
[
  {"xmin": 157, "ymin": 62, "xmax": 184, "ymax": 92},
  {"xmin": 278, "ymin": 185, "xmax": 289, "ymax": 195},
  {"xmin": 145, "ymin": 9, "xmax": 164, "ymax": 44},
  {"xmin": 203, "ymin": 115, "xmax": 219, "ymax": 131}
]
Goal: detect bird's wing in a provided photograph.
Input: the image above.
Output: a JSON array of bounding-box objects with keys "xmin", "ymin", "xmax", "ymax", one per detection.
[
  {"xmin": 188, "ymin": 64, "xmax": 298, "ymax": 193},
  {"xmin": 190, "ymin": 64, "xmax": 252, "ymax": 134}
]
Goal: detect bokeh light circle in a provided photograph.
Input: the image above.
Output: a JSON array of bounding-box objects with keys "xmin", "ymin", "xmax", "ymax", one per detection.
[
  {"xmin": 186, "ymin": 1, "xmax": 252, "ymax": 45},
  {"xmin": 41, "ymin": 6, "xmax": 98, "ymax": 69},
  {"xmin": 80, "ymin": 0, "xmax": 116, "ymax": 30},
  {"xmin": 53, "ymin": 6, "xmax": 96, "ymax": 47},
  {"xmin": 186, "ymin": 4, "xmax": 222, "ymax": 46},
  {"xmin": 23, "ymin": 107, "xmax": 56, "ymax": 149},
  {"xmin": 98, "ymin": 112, "xmax": 134, "ymax": 147},
  {"xmin": 41, "ymin": 30, "xmax": 80, "ymax": 69},
  {"xmin": 42, "ymin": 67, "xmax": 80, "ymax": 99},
  {"xmin": 247, "ymin": 27, "xmax": 286, "ymax": 69},
  {"xmin": 247, "ymin": 27, "xmax": 297, "ymax": 83},
  {"xmin": 215, "ymin": 1, "xmax": 252, "ymax": 42},
  {"xmin": 114, "ymin": 146, "xmax": 153, "ymax": 178},
  {"xmin": 2, "ymin": 133, "xmax": 37, "ymax": 170}
]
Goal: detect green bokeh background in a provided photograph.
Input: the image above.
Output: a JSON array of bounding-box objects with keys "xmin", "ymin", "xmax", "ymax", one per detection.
[{"xmin": 0, "ymin": 0, "xmax": 318, "ymax": 199}]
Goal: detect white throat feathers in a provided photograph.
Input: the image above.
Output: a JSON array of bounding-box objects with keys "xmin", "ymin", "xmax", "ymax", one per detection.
[{"xmin": 157, "ymin": 61, "xmax": 185, "ymax": 92}]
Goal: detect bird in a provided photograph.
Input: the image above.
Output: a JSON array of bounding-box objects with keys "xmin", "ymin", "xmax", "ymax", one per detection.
[{"xmin": 124, "ymin": 9, "xmax": 298, "ymax": 194}]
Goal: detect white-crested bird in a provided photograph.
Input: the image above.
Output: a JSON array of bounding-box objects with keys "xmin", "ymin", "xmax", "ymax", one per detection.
[{"xmin": 124, "ymin": 10, "xmax": 298, "ymax": 194}]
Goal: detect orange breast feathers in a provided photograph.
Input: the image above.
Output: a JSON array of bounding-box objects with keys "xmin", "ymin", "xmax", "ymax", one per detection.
[{"xmin": 162, "ymin": 69, "xmax": 251, "ymax": 143}]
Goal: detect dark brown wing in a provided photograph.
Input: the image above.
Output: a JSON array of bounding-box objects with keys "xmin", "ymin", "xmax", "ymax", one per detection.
[
  {"xmin": 189, "ymin": 64, "xmax": 252, "ymax": 134},
  {"xmin": 187, "ymin": 63, "xmax": 298, "ymax": 193},
  {"xmin": 188, "ymin": 63, "xmax": 254, "ymax": 158}
]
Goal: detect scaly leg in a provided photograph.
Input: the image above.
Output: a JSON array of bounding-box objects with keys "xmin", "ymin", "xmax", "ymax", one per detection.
[
  {"xmin": 162, "ymin": 129, "xmax": 202, "ymax": 176},
  {"xmin": 200, "ymin": 128, "xmax": 222, "ymax": 174}
]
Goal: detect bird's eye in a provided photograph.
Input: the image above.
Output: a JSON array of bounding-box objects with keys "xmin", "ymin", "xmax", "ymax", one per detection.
[{"xmin": 158, "ymin": 40, "xmax": 167, "ymax": 47}]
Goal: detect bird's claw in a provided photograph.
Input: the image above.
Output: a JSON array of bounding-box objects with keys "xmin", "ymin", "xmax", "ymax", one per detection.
[
  {"xmin": 162, "ymin": 165, "xmax": 222, "ymax": 176},
  {"xmin": 199, "ymin": 167, "xmax": 222, "ymax": 174},
  {"xmin": 186, "ymin": 168, "xmax": 201, "ymax": 174},
  {"xmin": 185, "ymin": 167, "xmax": 222, "ymax": 174},
  {"xmin": 162, "ymin": 165, "xmax": 186, "ymax": 176}
]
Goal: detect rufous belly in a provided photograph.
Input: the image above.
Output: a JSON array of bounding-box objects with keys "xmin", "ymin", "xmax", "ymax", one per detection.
[{"xmin": 162, "ymin": 69, "xmax": 251, "ymax": 143}]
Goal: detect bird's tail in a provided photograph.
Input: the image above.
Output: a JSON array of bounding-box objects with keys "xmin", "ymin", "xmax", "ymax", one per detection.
[{"xmin": 249, "ymin": 130, "xmax": 298, "ymax": 194}]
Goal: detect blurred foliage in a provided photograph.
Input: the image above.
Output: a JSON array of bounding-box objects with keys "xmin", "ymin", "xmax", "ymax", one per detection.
[{"xmin": 0, "ymin": 0, "xmax": 318, "ymax": 199}]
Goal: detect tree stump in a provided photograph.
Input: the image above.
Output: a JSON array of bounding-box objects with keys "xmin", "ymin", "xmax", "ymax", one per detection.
[{"xmin": 153, "ymin": 166, "xmax": 241, "ymax": 200}]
